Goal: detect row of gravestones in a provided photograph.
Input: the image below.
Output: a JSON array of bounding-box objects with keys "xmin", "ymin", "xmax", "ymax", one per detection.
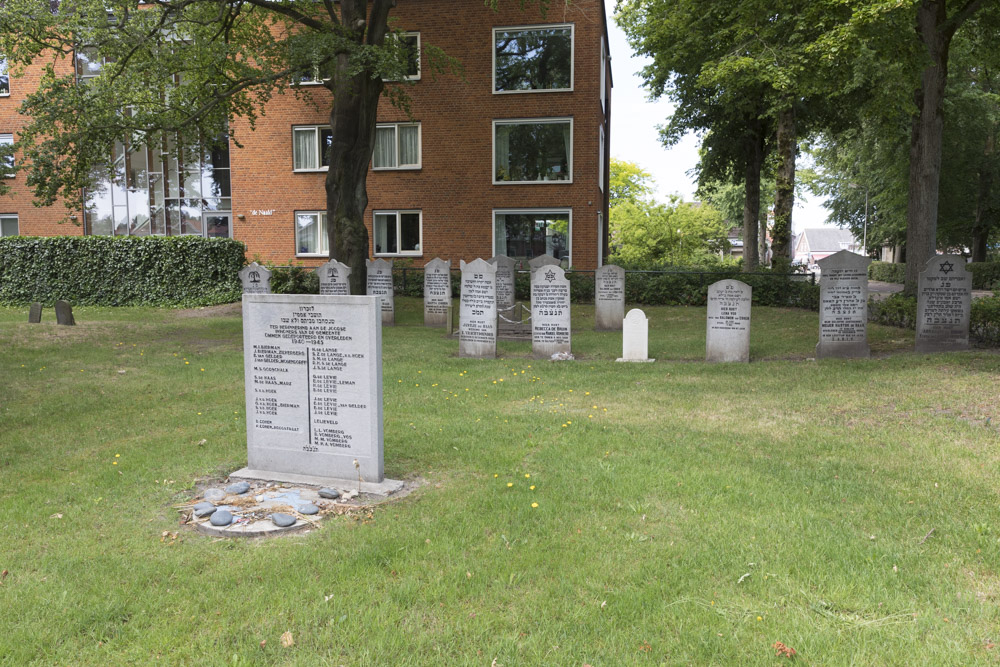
[{"xmin": 26, "ymin": 301, "xmax": 75, "ymax": 325}]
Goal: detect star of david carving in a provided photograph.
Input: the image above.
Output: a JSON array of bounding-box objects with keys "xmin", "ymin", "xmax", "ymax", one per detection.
[
  {"xmin": 544, "ymin": 269, "xmax": 556, "ymax": 283},
  {"xmin": 939, "ymin": 261, "xmax": 954, "ymax": 275}
]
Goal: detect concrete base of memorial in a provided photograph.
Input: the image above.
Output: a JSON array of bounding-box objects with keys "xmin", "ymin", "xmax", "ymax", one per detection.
[
  {"xmin": 615, "ymin": 358, "xmax": 655, "ymax": 363},
  {"xmin": 229, "ymin": 467, "xmax": 405, "ymax": 496}
]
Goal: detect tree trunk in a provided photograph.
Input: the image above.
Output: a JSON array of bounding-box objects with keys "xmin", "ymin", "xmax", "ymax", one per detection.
[
  {"xmin": 971, "ymin": 125, "xmax": 995, "ymax": 263},
  {"xmin": 772, "ymin": 104, "xmax": 796, "ymax": 270},
  {"xmin": 741, "ymin": 117, "xmax": 764, "ymax": 272}
]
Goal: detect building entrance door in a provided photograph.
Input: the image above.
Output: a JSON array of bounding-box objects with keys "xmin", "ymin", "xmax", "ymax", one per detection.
[{"xmin": 204, "ymin": 213, "xmax": 232, "ymax": 239}]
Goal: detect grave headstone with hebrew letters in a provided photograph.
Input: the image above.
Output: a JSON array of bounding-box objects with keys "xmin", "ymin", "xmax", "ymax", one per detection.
[
  {"xmin": 916, "ymin": 254, "xmax": 971, "ymax": 353},
  {"xmin": 595, "ymin": 264, "xmax": 626, "ymax": 331},
  {"xmin": 28, "ymin": 302, "xmax": 42, "ymax": 323},
  {"xmin": 365, "ymin": 259, "xmax": 394, "ymax": 326},
  {"xmin": 423, "ymin": 258, "xmax": 451, "ymax": 328},
  {"xmin": 489, "ymin": 255, "xmax": 517, "ymax": 311},
  {"xmin": 240, "ymin": 262, "xmax": 272, "ymax": 294},
  {"xmin": 816, "ymin": 250, "xmax": 871, "ymax": 359},
  {"xmin": 706, "ymin": 280, "xmax": 752, "ymax": 363},
  {"xmin": 531, "ymin": 265, "xmax": 571, "ymax": 358},
  {"xmin": 54, "ymin": 300, "xmax": 75, "ymax": 326},
  {"xmin": 528, "ymin": 254, "xmax": 561, "ymax": 275},
  {"xmin": 459, "ymin": 259, "xmax": 498, "ymax": 358},
  {"xmin": 233, "ymin": 293, "xmax": 401, "ymax": 493},
  {"xmin": 317, "ymin": 259, "xmax": 351, "ymax": 296},
  {"xmin": 617, "ymin": 308, "xmax": 653, "ymax": 362}
]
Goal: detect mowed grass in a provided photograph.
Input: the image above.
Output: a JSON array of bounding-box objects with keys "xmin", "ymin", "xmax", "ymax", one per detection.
[{"xmin": 1, "ymin": 298, "xmax": 999, "ymax": 665}]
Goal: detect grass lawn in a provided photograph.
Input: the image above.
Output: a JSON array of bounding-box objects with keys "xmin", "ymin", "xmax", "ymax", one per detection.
[{"xmin": 1, "ymin": 298, "xmax": 999, "ymax": 665}]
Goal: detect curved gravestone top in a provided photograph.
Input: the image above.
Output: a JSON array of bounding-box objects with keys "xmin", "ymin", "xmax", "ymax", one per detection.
[
  {"xmin": 530, "ymin": 265, "xmax": 571, "ymax": 359},
  {"xmin": 489, "ymin": 255, "xmax": 517, "ymax": 310},
  {"xmin": 240, "ymin": 262, "xmax": 272, "ymax": 294},
  {"xmin": 423, "ymin": 257, "xmax": 452, "ymax": 328},
  {"xmin": 459, "ymin": 259, "xmax": 498, "ymax": 358},
  {"xmin": 916, "ymin": 253, "xmax": 971, "ymax": 353},
  {"xmin": 816, "ymin": 250, "xmax": 871, "ymax": 359},
  {"xmin": 317, "ymin": 258, "xmax": 352, "ymax": 296},
  {"xmin": 528, "ymin": 255, "xmax": 561, "ymax": 274},
  {"xmin": 619, "ymin": 308, "xmax": 652, "ymax": 362}
]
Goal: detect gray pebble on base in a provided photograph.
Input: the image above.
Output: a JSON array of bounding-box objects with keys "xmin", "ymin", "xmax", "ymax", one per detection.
[
  {"xmin": 210, "ymin": 509, "xmax": 234, "ymax": 526},
  {"xmin": 318, "ymin": 488, "xmax": 341, "ymax": 499},
  {"xmin": 271, "ymin": 513, "xmax": 297, "ymax": 527},
  {"xmin": 203, "ymin": 488, "xmax": 226, "ymax": 502},
  {"xmin": 299, "ymin": 503, "xmax": 319, "ymax": 515},
  {"xmin": 225, "ymin": 481, "xmax": 251, "ymax": 495},
  {"xmin": 193, "ymin": 501, "xmax": 217, "ymax": 517}
]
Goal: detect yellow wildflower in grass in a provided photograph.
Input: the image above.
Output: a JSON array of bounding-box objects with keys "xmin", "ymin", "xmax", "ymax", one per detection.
[
  {"xmin": 531, "ymin": 503, "xmax": 538, "ymax": 508},
  {"xmin": 112, "ymin": 461, "xmax": 117, "ymax": 465},
  {"xmin": 588, "ymin": 415, "xmax": 593, "ymax": 419},
  {"xmin": 506, "ymin": 482, "xmax": 513, "ymax": 488},
  {"xmin": 524, "ymin": 474, "xmax": 530, "ymax": 478},
  {"xmin": 115, "ymin": 454, "xmax": 120, "ymax": 458},
  {"xmin": 585, "ymin": 392, "xmax": 590, "ymax": 395},
  {"xmin": 185, "ymin": 361, "xmax": 190, "ymax": 365},
  {"xmin": 200, "ymin": 368, "xmax": 205, "ymax": 371},
  {"xmin": 530, "ymin": 485, "xmax": 535, "ymax": 490},
  {"xmin": 757, "ymin": 616, "xmax": 762, "ymax": 621},
  {"xmin": 494, "ymin": 474, "xmax": 498, "ymax": 478}
]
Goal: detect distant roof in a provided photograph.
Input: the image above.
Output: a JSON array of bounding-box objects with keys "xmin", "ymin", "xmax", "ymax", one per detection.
[{"xmin": 800, "ymin": 228, "xmax": 857, "ymax": 252}]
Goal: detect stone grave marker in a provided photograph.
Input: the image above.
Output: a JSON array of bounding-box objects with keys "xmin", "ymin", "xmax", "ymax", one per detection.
[
  {"xmin": 232, "ymin": 293, "xmax": 401, "ymax": 493},
  {"xmin": 617, "ymin": 308, "xmax": 653, "ymax": 362},
  {"xmin": 54, "ymin": 300, "xmax": 75, "ymax": 326},
  {"xmin": 239, "ymin": 262, "xmax": 272, "ymax": 294},
  {"xmin": 816, "ymin": 250, "xmax": 871, "ymax": 359},
  {"xmin": 317, "ymin": 259, "xmax": 351, "ymax": 296},
  {"xmin": 365, "ymin": 258, "xmax": 394, "ymax": 326},
  {"xmin": 459, "ymin": 259, "xmax": 498, "ymax": 358},
  {"xmin": 705, "ymin": 279, "xmax": 752, "ymax": 363},
  {"xmin": 916, "ymin": 254, "xmax": 971, "ymax": 353},
  {"xmin": 531, "ymin": 265, "xmax": 571, "ymax": 358},
  {"xmin": 489, "ymin": 255, "xmax": 517, "ymax": 311},
  {"xmin": 529, "ymin": 254, "xmax": 561, "ymax": 275},
  {"xmin": 423, "ymin": 258, "xmax": 452, "ymax": 328},
  {"xmin": 595, "ymin": 264, "xmax": 625, "ymax": 331},
  {"xmin": 28, "ymin": 302, "xmax": 42, "ymax": 323}
]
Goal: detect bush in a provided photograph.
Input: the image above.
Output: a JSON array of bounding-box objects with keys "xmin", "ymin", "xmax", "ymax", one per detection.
[
  {"xmin": 0, "ymin": 236, "xmax": 245, "ymax": 306},
  {"xmin": 868, "ymin": 293, "xmax": 917, "ymax": 329},
  {"xmin": 971, "ymin": 296, "xmax": 1000, "ymax": 346},
  {"xmin": 967, "ymin": 262, "xmax": 1000, "ymax": 290},
  {"xmin": 270, "ymin": 264, "xmax": 319, "ymax": 294},
  {"xmin": 869, "ymin": 261, "xmax": 906, "ymax": 283}
]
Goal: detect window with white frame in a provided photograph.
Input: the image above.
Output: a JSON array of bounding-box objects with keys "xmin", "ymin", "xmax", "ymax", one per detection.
[
  {"xmin": 0, "ymin": 134, "xmax": 13, "ymax": 176},
  {"xmin": 0, "ymin": 56, "xmax": 9, "ymax": 96},
  {"xmin": 598, "ymin": 125, "xmax": 605, "ymax": 192},
  {"xmin": 373, "ymin": 210, "xmax": 421, "ymax": 256},
  {"xmin": 494, "ymin": 118, "xmax": 572, "ymax": 183},
  {"xmin": 494, "ymin": 209, "xmax": 570, "ymax": 264},
  {"xmin": 0, "ymin": 214, "xmax": 17, "ymax": 236},
  {"xmin": 295, "ymin": 211, "xmax": 328, "ymax": 256},
  {"xmin": 373, "ymin": 123, "xmax": 421, "ymax": 169},
  {"xmin": 292, "ymin": 125, "xmax": 333, "ymax": 171},
  {"xmin": 397, "ymin": 32, "xmax": 420, "ymax": 80},
  {"xmin": 600, "ymin": 39, "xmax": 607, "ymax": 113},
  {"xmin": 75, "ymin": 46, "xmax": 107, "ymax": 84},
  {"xmin": 493, "ymin": 25, "xmax": 573, "ymax": 93}
]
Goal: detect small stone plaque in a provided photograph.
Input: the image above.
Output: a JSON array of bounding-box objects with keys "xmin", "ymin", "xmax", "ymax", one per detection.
[
  {"xmin": 816, "ymin": 250, "xmax": 871, "ymax": 359},
  {"xmin": 240, "ymin": 262, "xmax": 272, "ymax": 294},
  {"xmin": 489, "ymin": 255, "xmax": 518, "ymax": 311},
  {"xmin": 28, "ymin": 302, "xmax": 42, "ymax": 323},
  {"xmin": 317, "ymin": 259, "xmax": 351, "ymax": 296},
  {"xmin": 365, "ymin": 259, "xmax": 394, "ymax": 326},
  {"xmin": 423, "ymin": 258, "xmax": 452, "ymax": 328},
  {"xmin": 531, "ymin": 265, "xmax": 571, "ymax": 359},
  {"xmin": 706, "ymin": 280, "xmax": 751, "ymax": 363},
  {"xmin": 240, "ymin": 294, "xmax": 386, "ymax": 483},
  {"xmin": 459, "ymin": 259, "xmax": 498, "ymax": 358},
  {"xmin": 618, "ymin": 308, "xmax": 653, "ymax": 362},
  {"xmin": 528, "ymin": 254, "xmax": 561, "ymax": 275},
  {"xmin": 916, "ymin": 254, "xmax": 971, "ymax": 352},
  {"xmin": 595, "ymin": 264, "xmax": 625, "ymax": 331},
  {"xmin": 54, "ymin": 300, "xmax": 75, "ymax": 326}
]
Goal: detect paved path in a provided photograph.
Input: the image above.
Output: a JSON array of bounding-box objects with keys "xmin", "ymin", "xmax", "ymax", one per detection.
[{"xmin": 868, "ymin": 280, "xmax": 994, "ymax": 301}]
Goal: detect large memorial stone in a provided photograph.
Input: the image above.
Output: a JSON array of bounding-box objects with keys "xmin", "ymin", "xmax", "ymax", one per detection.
[
  {"xmin": 54, "ymin": 300, "xmax": 75, "ymax": 326},
  {"xmin": 528, "ymin": 254, "xmax": 561, "ymax": 275},
  {"xmin": 423, "ymin": 258, "xmax": 451, "ymax": 328},
  {"xmin": 238, "ymin": 294, "xmax": 389, "ymax": 485},
  {"xmin": 488, "ymin": 255, "xmax": 517, "ymax": 311},
  {"xmin": 28, "ymin": 302, "xmax": 42, "ymax": 324},
  {"xmin": 816, "ymin": 250, "xmax": 871, "ymax": 359},
  {"xmin": 240, "ymin": 262, "xmax": 272, "ymax": 294},
  {"xmin": 617, "ymin": 308, "xmax": 653, "ymax": 362},
  {"xmin": 317, "ymin": 259, "xmax": 351, "ymax": 296},
  {"xmin": 916, "ymin": 254, "xmax": 971, "ymax": 353},
  {"xmin": 459, "ymin": 259, "xmax": 498, "ymax": 358},
  {"xmin": 595, "ymin": 264, "xmax": 625, "ymax": 331},
  {"xmin": 705, "ymin": 280, "xmax": 751, "ymax": 363},
  {"xmin": 531, "ymin": 265, "xmax": 571, "ymax": 359},
  {"xmin": 365, "ymin": 259, "xmax": 394, "ymax": 326}
]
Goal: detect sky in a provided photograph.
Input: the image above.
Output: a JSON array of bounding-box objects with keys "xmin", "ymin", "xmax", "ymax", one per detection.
[{"xmin": 604, "ymin": 4, "xmax": 836, "ymax": 234}]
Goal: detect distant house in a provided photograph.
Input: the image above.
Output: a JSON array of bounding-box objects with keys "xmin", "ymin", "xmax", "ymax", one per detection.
[{"xmin": 792, "ymin": 228, "xmax": 861, "ymax": 265}]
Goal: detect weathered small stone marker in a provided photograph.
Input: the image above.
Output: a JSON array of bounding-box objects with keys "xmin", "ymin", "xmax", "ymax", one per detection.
[
  {"xmin": 916, "ymin": 254, "xmax": 971, "ymax": 353},
  {"xmin": 423, "ymin": 258, "xmax": 451, "ymax": 328},
  {"xmin": 365, "ymin": 258, "xmax": 394, "ymax": 326},
  {"xmin": 459, "ymin": 259, "xmax": 498, "ymax": 358},
  {"xmin": 488, "ymin": 255, "xmax": 517, "ymax": 311},
  {"xmin": 595, "ymin": 264, "xmax": 625, "ymax": 331},
  {"xmin": 239, "ymin": 262, "xmax": 272, "ymax": 294},
  {"xmin": 706, "ymin": 279, "xmax": 751, "ymax": 363},
  {"xmin": 617, "ymin": 308, "xmax": 653, "ymax": 362},
  {"xmin": 233, "ymin": 293, "xmax": 401, "ymax": 493},
  {"xmin": 528, "ymin": 254, "xmax": 561, "ymax": 275},
  {"xmin": 28, "ymin": 302, "xmax": 42, "ymax": 323},
  {"xmin": 816, "ymin": 250, "xmax": 871, "ymax": 359},
  {"xmin": 54, "ymin": 300, "xmax": 75, "ymax": 326},
  {"xmin": 531, "ymin": 265, "xmax": 571, "ymax": 358},
  {"xmin": 317, "ymin": 259, "xmax": 351, "ymax": 296}
]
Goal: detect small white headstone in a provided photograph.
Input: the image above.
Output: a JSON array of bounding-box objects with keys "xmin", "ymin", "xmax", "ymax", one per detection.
[
  {"xmin": 317, "ymin": 259, "xmax": 351, "ymax": 296},
  {"xmin": 595, "ymin": 264, "xmax": 625, "ymax": 331},
  {"xmin": 916, "ymin": 254, "xmax": 971, "ymax": 353},
  {"xmin": 459, "ymin": 259, "xmax": 498, "ymax": 358},
  {"xmin": 531, "ymin": 265, "xmax": 571, "ymax": 359},
  {"xmin": 365, "ymin": 259, "xmax": 394, "ymax": 326},
  {"xmin": 423, "ymin": 258, "xmax": 451, "ymax": 328},
  {"xmin": 706, "ymin": 280, "xmax": 752, "ymax": 363},
  {"xmin": 816, "ymin": 250, "xmax": 871, "ymax": 359},
  {"xmin": 240, "ymin": 262, "xmax": 272, "ymax": 294},
  {"xmin": 617, "ymin": 308, "xmax": 653, "ymax": 362}
]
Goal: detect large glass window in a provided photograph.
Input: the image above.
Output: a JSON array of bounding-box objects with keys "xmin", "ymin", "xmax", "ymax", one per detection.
[
  {"xmin": 0, "ymin": 56, "xmax": 9, "ymax": 96},
  {"xmin": 373, "ymin": 210, "xmax": 421, "ymax": 256},
  {"xmin": 398, "ymin": 33, "xmax": 420, "ymax": 80},
  {"xmin": 493, "ymin": 25, "xmax": 573, "ymax": 93},
  {"xmin": 494, "ymin": 119, "xmax": 572, "ymax": 184},
  {"xmin": 293, "ymin": 125, "xmax": 333, "ymax": 171},
  {"xmin": 494, "ymin": 210, "xmax": 570, "ymax": 264},
  {"xmin": 373, "ymin": 123, "xmax": 420, "ymax": 170},
  {"xmin": 296, "ymin": 211, "xmax": 328, "ymax": 256},
  {"xmin": 0, "ymin": 214, "xmax": 17, "ymax": 236},
  {"xmin": 0, "ymin": 133, "xmax": 13, "ymax": 177}
]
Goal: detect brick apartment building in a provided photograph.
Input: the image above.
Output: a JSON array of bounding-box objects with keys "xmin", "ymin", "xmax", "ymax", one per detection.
[{"xmin": 0, "ymin": 0, "xmax": 613, "ymax": 270}]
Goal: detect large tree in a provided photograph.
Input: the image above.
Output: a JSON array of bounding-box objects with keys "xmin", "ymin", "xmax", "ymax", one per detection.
[{"xmin": 0, "ymin": 0, "xmax": 549, "ymax": 294}]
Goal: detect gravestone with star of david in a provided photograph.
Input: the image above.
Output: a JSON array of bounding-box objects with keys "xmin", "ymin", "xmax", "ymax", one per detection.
[
  {"xmin": 423, "ymin": 257, "xmax": 451, "ymax": 328},
  {"xmin": 916, "ymin": 254, "xmax": 971, "ymax": 353},
  {"xmin": 317, "ymin": 259, "xmax": 352, "ymax": 296},
  {"xmin": 528, "ymin": 254, "xmax": 561, "ymax": 275},
  {"xmin": 531, "ymin": 265, "xmax": 571, "ymax": 358},
  {"xmin": 816, "ymin": 250, "xmax": 871, "ymax": 359},
  {"xmin": 239, "ymin": 262, "xmax": 272, "ymax": 294},
  {"xmin": 365, "ymin": 259, "xmax": 394, "ymax": 326}
]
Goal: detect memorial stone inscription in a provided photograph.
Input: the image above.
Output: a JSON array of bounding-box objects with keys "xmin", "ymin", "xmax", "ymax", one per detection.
[
  {"xmin": 816, "ymin": 250, "xmax": 871, "ymax": 359},
  {"xmin": 317, "ymin": 259, "xmax": 351, "ymax": 296},
  {"xmin": 595, "ymin": 264, "xmax": 625, "ymax": 331},
  {"xmin": 424, "ymin": 258, "xmax": 452, "ymax": 328},
  {"xmin": 459, "ymin": 259, "xmax": 498, "ymax": 358},
  {"xmin": 531, "ymin": 266, "xmax": 571, "ymax": 358},
  {"xmin": 488, "ymin": 255, "xmax": 517, "ymax": 311},
  {"xmin": 706, "ymin": 280, "xmax": 751, "ymax": 363},
  {"xmin": 241, "ymin": 294, "xmax": 385, "ymax": 483},
  {"xmin": 240, "ymin": 262, "xmax": 272, "ymax": 294},
  {"xmin": 917, "ymin": 254, "xmax": 971, "ymax": 353},
  {"xmin": 366, "ymin": 259, "xmax": 394, "ymax": 326}
]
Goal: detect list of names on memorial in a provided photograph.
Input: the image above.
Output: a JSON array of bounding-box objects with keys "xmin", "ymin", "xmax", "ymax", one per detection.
[
  {"xmin": 819, "ymin": 268, "xmax": 867, "ymax": 343},
  {"xmin": 460, "ymin": 270, "xmax": 497, "ymax": 346}
]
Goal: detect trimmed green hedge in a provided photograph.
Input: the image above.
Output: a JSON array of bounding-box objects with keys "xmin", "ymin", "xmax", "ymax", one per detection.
[
  {"xmin": 868, "ymin": 261, "xmax": 906, "ymax": 283},
  {"xmin": 0, "ymin": 236, "xmax": 245, "ymax": 306}
]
